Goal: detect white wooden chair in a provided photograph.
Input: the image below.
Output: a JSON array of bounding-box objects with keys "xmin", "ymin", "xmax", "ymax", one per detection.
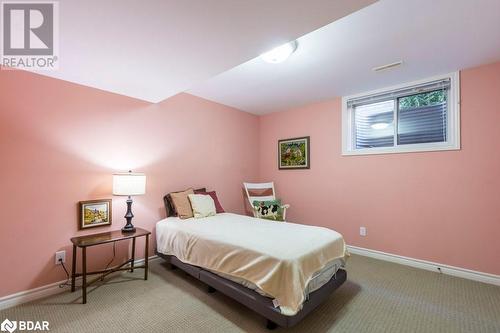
[{"xmin": 243, "ymin": 182, "xmax": 290, "ymax": 220}]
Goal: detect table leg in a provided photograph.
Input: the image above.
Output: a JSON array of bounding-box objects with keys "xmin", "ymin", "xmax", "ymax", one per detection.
[
  {"xmin": 131, "ymin": 237, "xmax": 136, "ymax": 272},
  {"xmin": 144, "ymin": 234, "xmax": 149, "ymax": 280},
  {"xmin": 71, "ymin": 245, "xmax": 76, "ymax": 292},
  {"xmin": 82, "ymin": 247, "xmax": 87, "ymax": 304}
]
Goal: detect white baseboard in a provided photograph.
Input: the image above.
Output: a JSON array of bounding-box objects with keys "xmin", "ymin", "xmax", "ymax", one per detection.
[
  {"xmin": 347, "ymin": 245, "xmax": 500, "ymax": 286},
  {"xmin": 0, "ymin": 255, "xmax": 159, "ymax": 311},
  {"xmin": 0, "ymin": 279, "xmax": 72, "ymax": 311}
]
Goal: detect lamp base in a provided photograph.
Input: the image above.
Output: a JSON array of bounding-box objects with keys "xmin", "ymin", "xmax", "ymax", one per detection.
[
  {"xmin": 122, "ymin": 196, "xmax": 136, "ymax": 233},
  {"xmin": 121, "ymin": 225, "xmax": 136, "ymax": 233}
]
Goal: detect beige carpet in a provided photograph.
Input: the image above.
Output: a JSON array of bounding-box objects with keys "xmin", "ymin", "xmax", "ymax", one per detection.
[{"xmin": 1, "ymin": 254, "xmax": 499, "ymax": 333}]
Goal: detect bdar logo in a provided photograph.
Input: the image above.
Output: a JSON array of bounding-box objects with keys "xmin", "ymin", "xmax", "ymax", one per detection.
[{"xmin": 0, "ymin": 319, "xmax": 17, "ymax": 333}]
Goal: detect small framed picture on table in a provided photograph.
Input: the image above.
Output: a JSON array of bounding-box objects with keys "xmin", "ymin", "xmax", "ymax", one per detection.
[{"xmin": 79, "ymin": 199, "xmax": 112, "ymax": 230}]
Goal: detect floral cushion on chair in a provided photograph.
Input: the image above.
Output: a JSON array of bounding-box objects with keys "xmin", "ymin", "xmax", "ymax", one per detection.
[{"xmin": 252, "ymin": 199, "xmax": 284, "ymax": 221}]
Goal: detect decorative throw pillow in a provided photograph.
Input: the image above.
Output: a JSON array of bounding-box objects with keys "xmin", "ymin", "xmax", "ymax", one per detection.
[
  {"xmin": 252, "ymin": 199, "xmax": 284, "ymax": 221},
  {"xmin": 188, "ymin": 194, "xmax": 216, "ymax": 218},
  {"xmin": 170, "ymin": 188, "xmax": 195, "ymax": 219},
  {"xmin": 167, "ymin": 188, "xmax": 206, "ymax": 216},
  {"xmin": 194, "ymin": 189, "xmax": 225, "ymax": 213}
]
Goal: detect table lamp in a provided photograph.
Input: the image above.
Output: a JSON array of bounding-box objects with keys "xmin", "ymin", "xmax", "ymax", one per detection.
[{"xmin": 112, "ymin": 171, "xmax": 146, "ymax": 232}]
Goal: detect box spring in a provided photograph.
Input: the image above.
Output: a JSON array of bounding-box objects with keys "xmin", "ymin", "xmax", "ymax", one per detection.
[{"xmin": 156, "ymin": 253, "xmax": 346, "ymax": 328}]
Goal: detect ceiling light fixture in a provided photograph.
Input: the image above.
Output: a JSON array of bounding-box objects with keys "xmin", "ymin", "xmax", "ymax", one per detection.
[
  {"xmin": 372, "ymin": 60, "xmax": 403, "ymax": 72},
  {"xmin": 260, "ymin": 40, "xmax": 298, "ymax": 64}
]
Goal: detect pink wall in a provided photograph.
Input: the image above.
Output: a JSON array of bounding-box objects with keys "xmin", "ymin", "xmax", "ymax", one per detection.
[
  {"xmin": 259, "ymin": 61, "xmax": 500, "ymax": 276},
  {"xmin": 0, "ymin": 69, "xmax": 259, "ymax": 297}
]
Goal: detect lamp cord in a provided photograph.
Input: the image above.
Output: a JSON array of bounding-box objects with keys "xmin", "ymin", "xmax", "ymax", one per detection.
[
  {"xmin": 101, "ymin": 242, "xmax": 117, "ymax": 281},
  {"xmin": 58, "ymin": 242, "xmax": 117, "ymax": 288},
  {"xmin": 58, "ymin": 261, "xmax": 71, "ymax": 288}
]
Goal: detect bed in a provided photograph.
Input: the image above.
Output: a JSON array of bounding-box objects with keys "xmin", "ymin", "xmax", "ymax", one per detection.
[{"xmin": 155, "ymin": 211, "xmax": 347, "ymax": 329}]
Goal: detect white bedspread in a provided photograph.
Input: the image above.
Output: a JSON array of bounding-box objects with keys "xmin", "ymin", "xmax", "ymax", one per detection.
[{"xmin": 156, "ymin": 213, "xmax": 347, "ymax": 316}]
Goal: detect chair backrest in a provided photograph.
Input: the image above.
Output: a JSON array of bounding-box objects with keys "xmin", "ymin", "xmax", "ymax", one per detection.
[{"xmin": 243, "ymin": 182, "xmax": 276, "ymax": 207}]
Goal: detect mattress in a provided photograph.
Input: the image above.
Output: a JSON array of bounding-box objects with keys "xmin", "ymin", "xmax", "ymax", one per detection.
[
  {"xmin": 213, "ymin": 257, "xmax": 343, "ymax": 299},
  {"xmin": 156, "ymin": 213, "xmax": 347, "ymax": 316}
]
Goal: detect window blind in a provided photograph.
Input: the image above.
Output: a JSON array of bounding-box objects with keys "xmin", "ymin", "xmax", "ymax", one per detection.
[
  {"xmin": 354, "ymin": 100, "xmax": 394, "ymax": 149},
  {"xmin": 398, "ymin": 97, "xmax": 447, "ymax": 145},
  {"xmin": 343, "ymin": 73, "xmax": 459, "ymax": 155},
  {"xmin": 347, "ymin": 78, "xmax": 451, "ymax": 108},
  {"xmin": 352, "ymin": 85, "xmax": 449, "ymax": 148}
]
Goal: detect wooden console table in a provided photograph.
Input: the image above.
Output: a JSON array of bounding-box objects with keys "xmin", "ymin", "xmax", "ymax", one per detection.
[{"xmin": 70, "ymin": 227, "xmax": 151, "ymax": 304}]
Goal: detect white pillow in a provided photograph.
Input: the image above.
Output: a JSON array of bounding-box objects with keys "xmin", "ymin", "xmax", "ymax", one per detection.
[{"xmin": 188, "ymin": 194, "xmax": 216, "ymax": 218}]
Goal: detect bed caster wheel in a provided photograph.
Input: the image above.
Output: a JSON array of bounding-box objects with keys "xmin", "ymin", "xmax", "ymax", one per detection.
[
  {"xmin": 207, "ymin": 286, "xmax": 216, "ymax": 293},
  {"xmin": 266, "ymin": 320, "xmax": 278, "ymax": 330}
]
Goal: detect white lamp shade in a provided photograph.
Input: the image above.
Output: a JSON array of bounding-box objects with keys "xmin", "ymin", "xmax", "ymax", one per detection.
[{"xmin": 113, "ymin": 172, "xmax": 146, "ymax": 196}]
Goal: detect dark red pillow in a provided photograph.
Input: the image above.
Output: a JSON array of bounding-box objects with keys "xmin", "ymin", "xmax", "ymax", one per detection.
[{"xmin": 194, "ymin": 189, "xmax": 225, "ymax": 214}]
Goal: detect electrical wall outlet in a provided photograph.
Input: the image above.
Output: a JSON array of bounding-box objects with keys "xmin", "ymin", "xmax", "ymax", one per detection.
[
  {"xmin": 360, "ymin": 227, "xmax": 367, "ymax": 236},
  {"xmin": 55, "ymin": 250, "xmax": 66, "ymax": 265}
]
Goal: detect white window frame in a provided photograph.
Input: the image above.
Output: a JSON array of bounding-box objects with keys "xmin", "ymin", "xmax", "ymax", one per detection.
[{"xmin": 342, "ymin": 72, "xmax": 461, "ymax": 156}]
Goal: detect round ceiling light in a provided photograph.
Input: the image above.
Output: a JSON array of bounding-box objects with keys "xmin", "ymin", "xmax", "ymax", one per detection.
[{"xmin": 260, "ymin": 40, "xmax": 298, "ymax": 64}]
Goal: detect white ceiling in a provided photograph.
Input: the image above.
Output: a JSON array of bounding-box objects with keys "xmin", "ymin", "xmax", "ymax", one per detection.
[
  {"xmin": 31, "ymin": 0, "xmax": 375, "ymax": 103},
  {"xmin": 189, "ymin": 0, "xmax": 500, "ymax": 114}
]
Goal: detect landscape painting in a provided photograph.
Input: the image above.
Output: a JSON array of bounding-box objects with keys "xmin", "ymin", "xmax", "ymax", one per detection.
[
  {"xmin": 278, "ymin": 136, "xmax": 310, "ymax": 169},
  {"xmin": 79, "ymin": 199, "xmax": 112, "ymax": 229}
]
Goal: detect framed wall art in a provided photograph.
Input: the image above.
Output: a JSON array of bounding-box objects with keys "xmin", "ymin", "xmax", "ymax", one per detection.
[{"xmin": 278, "ymin": 136, "xmax": 310, "ymax": 170}]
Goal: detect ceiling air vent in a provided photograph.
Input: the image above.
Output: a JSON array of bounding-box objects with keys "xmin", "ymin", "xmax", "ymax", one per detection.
[{"xmin": 372, "ymin": 61, "xmax": 403, "ymax": 72}]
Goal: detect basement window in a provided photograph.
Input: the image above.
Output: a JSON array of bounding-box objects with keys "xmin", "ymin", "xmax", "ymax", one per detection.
[{"xmin": 342, "ymin": 72, "xmax": 460, "ymax": 155}]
